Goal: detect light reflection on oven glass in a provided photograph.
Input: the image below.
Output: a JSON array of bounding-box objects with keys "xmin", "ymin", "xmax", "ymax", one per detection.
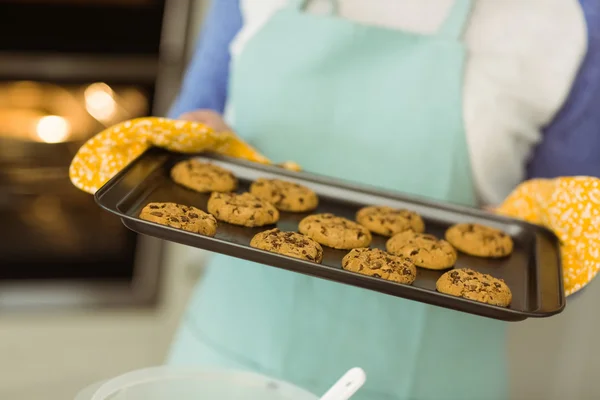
[
  {"xmin": 0, "ymin": 80, "xmax": 148, "ymax": 143},
  {"xmin": 0, "ymin": 79, "xmax": 148, "ymax": 276},
  {"xmin": 36, "ymin": 115, "xmax": 71, "ymax": 143}
]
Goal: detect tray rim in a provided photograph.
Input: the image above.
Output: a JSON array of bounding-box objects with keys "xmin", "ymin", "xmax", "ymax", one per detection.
[{"xmin": 95, "ymin": 148, "xmax": 566, "ymax": 321}]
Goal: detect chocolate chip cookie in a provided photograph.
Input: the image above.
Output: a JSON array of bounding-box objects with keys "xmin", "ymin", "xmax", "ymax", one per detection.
[
  {"xmin": 342, "ymin": 248, "xmax": 417, "ymax": 284},
  {"xmin": 445, "ymin": 223, "xmax": 513, "ymax": 258},
  {"xmin": 356, "ymin": 206, "xmax": 425, "ymax": 237},
  {"xmin": 207, "ymin": 192, "xmax": 279, "ymax": 227},
  {"xmin": 171, "ymin": 159, "xmax": 237, "ymax": 193},
  {"xmin": 436, "ymin": 268, "xmax": 512, "ymax": 307},
  {"xmin": 386, "ymin": 231, "xmax": 457, "ymax": 270},
  {"xmin": 250, "ymin": 228, "xmax": 323, "ymax": 263},
  {"xmin": 249, "ymin": 178, "xmax": 318, "ymax": 212},
  {"xmin": 139, "ymin": 202, "xmax": 217, "ymax": 236},
  {"xmin": 298, "ymin": 213, "xmax": 372, "ymax": 249}
]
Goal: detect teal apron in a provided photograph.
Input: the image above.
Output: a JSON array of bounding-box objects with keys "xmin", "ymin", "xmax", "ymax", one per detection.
[{"xmin": 169, "ymin": 0, "xmax": 508, "ymax": 398}]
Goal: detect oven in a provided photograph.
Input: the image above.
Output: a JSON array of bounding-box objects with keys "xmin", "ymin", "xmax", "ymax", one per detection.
[{"xmin": 0, "ymin": 0, "xmax": 196, "ymax": 309}]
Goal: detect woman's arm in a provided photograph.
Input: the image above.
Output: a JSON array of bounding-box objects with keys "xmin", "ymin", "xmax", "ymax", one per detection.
[
  {"xmin": 527, "ymin": 0, "xmax": 600, "ymax": 179},
  {"xmin": 168, "ymin": 0, "xmax": 243, "ymax": 119}
]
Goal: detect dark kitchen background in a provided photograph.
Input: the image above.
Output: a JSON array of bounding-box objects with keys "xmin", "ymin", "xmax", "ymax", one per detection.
[{"xmin": 0, "ymin": 1, "xmax": 210, "ymax": 398}]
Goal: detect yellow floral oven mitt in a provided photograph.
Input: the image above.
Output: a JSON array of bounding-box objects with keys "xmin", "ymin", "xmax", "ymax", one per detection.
[
  {"xmin": 497, "ymin": 177, "xmax": 600, "ymax": 295},
  {"xmin": 69, "ymin": 117, "xmax": 278, "ymax": 194},
  {"xmin": 69, "ymin": 117, "xmax": 600, "ymax": 296}
]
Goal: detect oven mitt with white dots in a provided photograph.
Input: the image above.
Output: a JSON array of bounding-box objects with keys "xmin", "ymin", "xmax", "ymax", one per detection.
[
  {"xmin": 496, "ymin": 177, "xmax": 600, "ymax": 296},
  {"xmin": 69, "ymin": 117, "xmax": 599, "ymax": 296},
  {"xmin": 69, "ymin": 117, "xmax": 299, "ymax": 194}
]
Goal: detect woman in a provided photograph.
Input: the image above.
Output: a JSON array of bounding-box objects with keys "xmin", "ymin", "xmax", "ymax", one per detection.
[{"xmin": 167, "ymin": 0, "xmax": 598, "ymax": 398}]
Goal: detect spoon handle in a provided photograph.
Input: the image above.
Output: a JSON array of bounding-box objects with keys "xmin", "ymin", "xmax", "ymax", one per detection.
[{"xmin": 319, "ymin": 367, "xmax": 366, "ymax": 400}]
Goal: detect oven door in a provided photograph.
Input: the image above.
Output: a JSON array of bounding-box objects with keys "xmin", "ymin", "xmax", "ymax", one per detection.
[
  {"xmin": 0, "ymin": 0, "xmax": 194, "ymax": 310},
  {"xmin": 0, "ymin": 80, "xmax": 164, "ymax": 310}
]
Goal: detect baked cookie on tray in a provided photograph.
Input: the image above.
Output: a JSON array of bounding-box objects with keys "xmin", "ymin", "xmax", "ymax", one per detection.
[
  {"xmin": 445, "ymin": 223, "xmax": 513, "ymax": 258},
  {"xmin": 171, "ymin": 159, "xmax": 237, "ymax": 193},
  {"xmin": 356, "ymin": 206, "xmax": 425, "ymax": 236},
  {"xmin": 386, "ymin": 231, "xmax": 456, "ymax": 270},
  {"xmin": 250, "ymin": 228, "xmax": 323, "ymax": 263},
  {"xmin": 249, "ymin": 178, "xmax": 318, "ymax": 212},
  {"xmin": 342, "ymin": 248, "xmax": 417, "ymax": 285},
  {"xmin": 207, "ymin": 192, "xmax": 279, "ymax": 227},
  {"xmin": 436, "ymin": 268, "xmax": 512, "ymax": 307},
  {"xmin": 139, "ymin": 202, "xmax": 217, "ymax": 236},
  {"xmin": 298, "ymin": 213, "xmax": 371, "ymax": 249}
]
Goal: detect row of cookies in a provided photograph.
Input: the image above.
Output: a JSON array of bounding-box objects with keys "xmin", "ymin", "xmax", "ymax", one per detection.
[
  {"xmin": 139, "ymin": 198, "xmax": 514, "ymax": 308},
  {"xmin": 298, "ymin": 211, "xmax": 513, "ymax": 308},
  {"xmin": 142, "ymin": 159, "xmax": 513, "ymax": 307},
  {"xmin": 159, "ymin": 161, "xmax": 384, "ymax": 265},
  {"xmin": 355, "ymin": 205, "xmax": 514, "ymax": 261},
  {"xmin": 144, "ymin": 160, "xmax": 328, "ymax": 264},
  {"xmin": 268, "ymin": 199, "xmax": 512, "ymax": 308},
  {"xmin": 171, "ymin": 159, "xmax": 319, "ymax": 213},
  {"xmin": 350, "ymin": 206, "xmax": 514, "ymax": 307},
  {"xmin": 139, "ymin": 187, "xmax": 305, "ymax": 234}
]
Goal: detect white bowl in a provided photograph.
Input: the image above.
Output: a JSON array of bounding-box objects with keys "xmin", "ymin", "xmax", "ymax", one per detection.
[{"xmin": 75, "ymin": 366, "xmax": 318, "ymax": 400}]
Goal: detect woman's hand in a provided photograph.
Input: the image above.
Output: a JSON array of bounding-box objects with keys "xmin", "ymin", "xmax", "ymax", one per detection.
[
  {"xmin": 179, "ymin": 109, "xmax": 232, "ymax": 132},
  {"xmin": 179, "ymin": 109, "xmax": 301, "ymax": 171}
]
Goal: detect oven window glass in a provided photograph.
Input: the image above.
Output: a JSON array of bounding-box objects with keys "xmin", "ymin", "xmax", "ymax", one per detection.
[{"xmin": 0, "ymin": 80, "xmax": 151, "ymax": 280}]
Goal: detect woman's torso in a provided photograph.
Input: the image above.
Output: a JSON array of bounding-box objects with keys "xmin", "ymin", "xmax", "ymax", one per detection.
[
  {"xmin": 169, "ymin": 2, "xmax": 600, "ymax": 399},
  {"xmin": 174, "ymin": 2, "xmax": 508, "ymax": 398}
]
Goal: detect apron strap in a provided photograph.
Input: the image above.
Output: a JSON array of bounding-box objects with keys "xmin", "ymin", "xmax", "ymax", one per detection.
[
  {"xmin": 437, "ymin": 0, "xmax": 473, "ymax": 40},
  {"xmin": 290, "ymin": 0, "xmax": 338, "ymax": 16}
]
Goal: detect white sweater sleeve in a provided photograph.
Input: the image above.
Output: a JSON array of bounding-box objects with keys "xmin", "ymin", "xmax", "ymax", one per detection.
[{"xmin": 463, "ymin": 0, "xmax": 587, "ymax": 205}]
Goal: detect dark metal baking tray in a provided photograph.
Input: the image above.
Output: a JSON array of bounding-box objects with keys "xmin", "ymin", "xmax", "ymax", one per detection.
[{"xmin": 95, "ymin": 148, "xmax": 565, "ymax": 322}]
